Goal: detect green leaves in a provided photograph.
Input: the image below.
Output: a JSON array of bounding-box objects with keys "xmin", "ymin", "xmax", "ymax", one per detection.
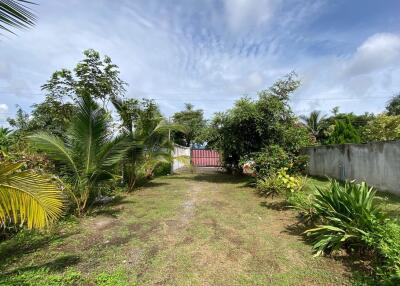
[
  {"xmin": 0, "ymin": 162, "xmax": 64, "ymax": 229},
  {"xmin": 0, "ymin": 0, "xmax": 36, "ymax": 35},
  {"xmin": 29, "ymin": 96, "xmax": 125, "ymax": 213},
  {"xmin": 28, "ymin": 132, "xmax": 78, "ymax": 176},
  {"xmin": 305, "ymin": 180, "xmax": 382, "ymax": 255}
]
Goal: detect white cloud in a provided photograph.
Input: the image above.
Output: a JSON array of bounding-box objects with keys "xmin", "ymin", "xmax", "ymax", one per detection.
[
  {"xmin": 0, "ymin": 104, "xmax": 8, "ymax": 113},
  {"xmin": 223, "ymin": 0, "xmax": 277, "ymax": 32},
  {"xmin": 0, "ymin": 103, "xmax": 9, "ymax": 123},
  {"xmin": 345, "ymin": 33, "xmax": 400, "ymax": 76}
]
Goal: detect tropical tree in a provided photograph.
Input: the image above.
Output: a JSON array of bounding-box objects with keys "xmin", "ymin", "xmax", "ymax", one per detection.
[
  {"xmin": 0, "ymin": 0, "xmax": 36, "ymax": 36},
  {"xmin": 300, "ymin": 110, "xmax": 326, "ymax": 142},
  {"xmin": 204, "ymin": 72, "xmax": 310, "ymax": 172},
  {"xmin": 8, "ymin": 96, "xmax": 75, "ymax": 139},
  {"xmin": 112, "ymin": 97, "xmax": 187, "ymax": 191},
  {"xmin": 41, "ymin": 49, "xmax": 127, "ymax": 107},
  {"xmin": 0, "ymin": 161, "xmax": 64, "ymax": 229},
  {"xmin": 386, "ymin": 93, "xmax": 400, "ymax": 116},
  {"xmin": 0, "ymin": 127, "xmax": 12, "ymax": 154},
  {"xmin": 172, "ymin": 103, "xmax": 206, "ymax": 147},
  {"xmin": 29, "ymin": 95, "xmax": 126, "ymax": 214}
]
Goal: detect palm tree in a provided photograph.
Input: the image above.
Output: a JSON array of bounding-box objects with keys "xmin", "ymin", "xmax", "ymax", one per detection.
[
  {"xmin": 0, "ymin": 161, "xmax": 64, "ymax": 229},
  {"xmin": 112, "ymin": 97, "xmax": 187, "ymax": 191},
  {"xmin": 29, "ymin": 95, "xmax": 126, "ymax": 214},
  {"xmin": 0, "ymin": 0, "xmax": 36, "ymax": 35},
  {"xmin": 300, "ymin": 110, "xmax": 327, "ymax": 141},
  {"xmin": 0, "ymin": 127, "xmax": 12, "ymax": 155}
]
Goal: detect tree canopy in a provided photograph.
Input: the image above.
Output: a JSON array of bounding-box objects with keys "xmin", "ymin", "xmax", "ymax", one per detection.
[
  {"xmin": 172, "ymin": 103, "xmax": 206, "ymax": 147},
  {"xmin": 204, "ymin": 72, "xmax": 310, "ymax": 171},
  {"xmin": 386, "ymin": 93, "xmax": 400, "ymax": 116}
]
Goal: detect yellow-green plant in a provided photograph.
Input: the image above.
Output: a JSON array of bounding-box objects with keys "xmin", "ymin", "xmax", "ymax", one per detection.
[
  {"xmin": 0, "ymin": 162, "xmax": 64, "ymax": 229},
  {"xmin": 276, "ymin": 168, "xmax": 305, "ymax": 193},
  {"xmin": 256, "ymin": 167, "xmax": 306, "ymax": 198}
]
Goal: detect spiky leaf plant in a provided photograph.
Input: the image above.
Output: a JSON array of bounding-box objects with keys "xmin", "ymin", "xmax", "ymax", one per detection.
[{"xmin": 305, "ymin": 180, "xmax": 382, "ymax": 255}]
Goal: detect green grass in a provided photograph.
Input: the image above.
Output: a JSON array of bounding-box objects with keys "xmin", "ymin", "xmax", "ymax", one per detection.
[{"xmin": 1, "ymin": 171, "xmax": 399, "ymax": 285}]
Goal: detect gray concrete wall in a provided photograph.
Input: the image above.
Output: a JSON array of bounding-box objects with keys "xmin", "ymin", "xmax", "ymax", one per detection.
[{"xmin": 303, "ymin": 141, "xmax": 400, "ymax": 195}]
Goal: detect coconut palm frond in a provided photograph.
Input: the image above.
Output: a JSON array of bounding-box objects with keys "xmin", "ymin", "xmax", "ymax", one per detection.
[
  {"xmin": 0, "ymin": 162, "xmax": 64, "ymax": 229},
  {"xmin": 0, "ymin": 0, "xmax": 37, "ymax": 35}
]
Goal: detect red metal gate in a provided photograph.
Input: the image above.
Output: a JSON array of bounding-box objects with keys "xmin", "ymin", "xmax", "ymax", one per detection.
[{"xmin": 191, "ymin": 149, "xmax": 221, "ymax": 167}]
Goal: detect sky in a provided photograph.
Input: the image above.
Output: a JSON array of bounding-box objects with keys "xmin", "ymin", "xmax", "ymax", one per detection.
[{"xmin": 1, "ymin": 0, "xmax": 400, "ymax": 125}]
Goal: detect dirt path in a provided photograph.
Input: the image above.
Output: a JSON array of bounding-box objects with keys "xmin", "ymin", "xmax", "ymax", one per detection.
[{"xmin": 0, "ymin": 172, "xmax": 354, "ymax": 285}]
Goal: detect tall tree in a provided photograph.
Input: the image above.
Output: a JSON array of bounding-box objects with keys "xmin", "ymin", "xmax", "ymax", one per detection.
[
  {"xmin": 0, "ymin": 0, "xmax": 36, "ymax": 36},
  {"xmin": 300, "ymin": 110, "xmax": 326, "ymax": 142},
  {"xmin": 386, "ymin": 93, "xmax": 400, "ymax": 116},
  {"xmin": 172, "ymin": 103, "xmax": 206, "ymax": 147},
  {"xmin": 41, "ymin": 49, "xmax": 127, "ymax": 106}
]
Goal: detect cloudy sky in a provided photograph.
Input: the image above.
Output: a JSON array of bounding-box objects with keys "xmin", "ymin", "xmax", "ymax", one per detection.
[{"xmin": 1, "ymin": 0, "xmax": 400, "ymax": 125}]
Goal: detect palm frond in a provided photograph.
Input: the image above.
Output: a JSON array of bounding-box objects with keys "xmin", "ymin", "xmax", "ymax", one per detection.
[
  {"xmin": 68, "ymin": 95, "xmax": 108, "ymax": 174},
  {"xmin": 28, "ymin": 132, "xmax": 79, "ymax": 176},
  {"xmin": 0, "ymin": 0, "xmax": 37, "ymax": 35},
  {"xmin": 0, "ymin": 162, "xmax": 64, "ymax": 229}
]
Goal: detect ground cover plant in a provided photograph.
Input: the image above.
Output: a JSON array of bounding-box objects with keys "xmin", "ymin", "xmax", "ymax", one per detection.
[{"xmin": 269, "ymin": 176, "xmax": 400, "ymax": 285}]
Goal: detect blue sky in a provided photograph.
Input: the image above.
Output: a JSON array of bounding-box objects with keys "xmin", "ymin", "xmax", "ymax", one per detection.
[{"xmin": 1, "ymin": 0, "xmax": 400, "ymax": 125}]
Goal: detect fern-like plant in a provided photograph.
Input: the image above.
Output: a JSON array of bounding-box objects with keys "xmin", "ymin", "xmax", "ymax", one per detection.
[{"xmin": 0, "ymin": 162, "xmax": 64, "ymax": 229}]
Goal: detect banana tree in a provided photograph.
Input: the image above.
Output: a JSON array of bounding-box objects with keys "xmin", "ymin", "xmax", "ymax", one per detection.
[
  {"xmin": 0, "ymin": 161, "xmax": 64, "ymax": 229},
  {"xmin": 29, "ymin": 95, "xmax": 127, "ymax": 214}
]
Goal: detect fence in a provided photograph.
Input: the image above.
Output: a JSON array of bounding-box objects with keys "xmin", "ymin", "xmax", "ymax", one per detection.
[
  {"xmin": 172, "ymin": 144, "xmax": 190, "ymax": 172},
  {"xmin": 302, "ymin": 141, "xmax": 400, "ymax": 195},
  {"xmin": 191, "ymin": 149, "xmax": 221, "ymax": 167}
]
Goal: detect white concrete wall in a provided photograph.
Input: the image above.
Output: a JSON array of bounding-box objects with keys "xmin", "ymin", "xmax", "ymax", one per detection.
[
  {"xmin": 303, "ymin": 141, "xmax": 400, "ymax": 195},
  {"xmin": 172, "ymin": 144, "xmax": 190, "ymax": 172}
]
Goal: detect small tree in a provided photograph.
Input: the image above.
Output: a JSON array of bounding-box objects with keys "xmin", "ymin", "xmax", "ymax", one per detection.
[
  {"xmin": 204, "ymin": 72, "xmax": 310, "ymax": 172},
  {"xmin": 29, "ymin": 96, "xmax": 126, "ymax": 214},
  {"xmin": 327, "ymin": 117, "xmax": 361, "ymax": 144}
]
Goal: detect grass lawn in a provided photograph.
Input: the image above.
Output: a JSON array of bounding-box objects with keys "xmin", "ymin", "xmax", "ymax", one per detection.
[{"xmin": 1, "ymin": 171, "xmax": 399, "ymax": 285}]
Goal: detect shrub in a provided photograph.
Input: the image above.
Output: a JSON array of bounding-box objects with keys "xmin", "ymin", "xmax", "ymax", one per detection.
[
  {"xmin": 252, "ymin": 145, "xmax": 290, "ymax": 177},
  {"xmin": 305, "ymin": 180, "xmax": 382, "ymax": 255},
  {"xmin": 287, "ymin": 191, "xmax": 317, "ymax": 224},
  {"xmin": 256, "ymin": 168, "xmax": 305, "ymax": 198},
  {"xmin": 368, "ymin": 221, "xmax": 400, "ymax": 284}
]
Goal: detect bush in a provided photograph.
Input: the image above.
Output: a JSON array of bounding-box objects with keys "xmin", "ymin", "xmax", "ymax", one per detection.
[
  {"xmin": 368, "ymin": 221, "xmax": 400, "ymax": 284},
  {"xmin": 256, "ymin": 168, "xmax": 305, "ymax": 198},
  {"xmin": 305, "ymin": 180, "xmax": 382, "ymax": 255},
  {"xmin": 287, "ymin": 191, "xmax": 317, "ymax": 224},
  {"xmin": 251, "ymin": 145, "xmax": 290, "ymax": 177},
  {"xmin": 153, "ymin": 162, "xmax": 171, "ymax": 176}
]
